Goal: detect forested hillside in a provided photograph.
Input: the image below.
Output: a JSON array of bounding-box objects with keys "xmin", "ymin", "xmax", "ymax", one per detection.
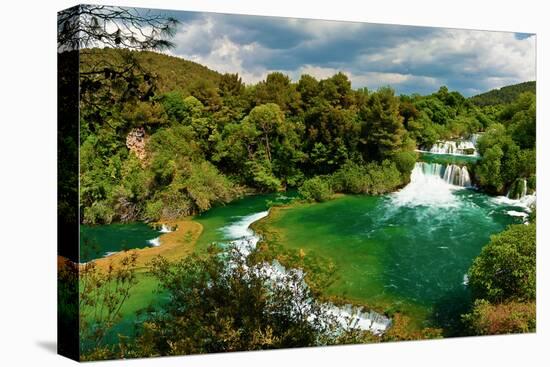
[
  {"xmin": 469, "ymin": 81, "xmax": 535, "ymax": 106},
  {"xmin": 79, "ymin": 48, "xmax": 536, "ymax": 224}
]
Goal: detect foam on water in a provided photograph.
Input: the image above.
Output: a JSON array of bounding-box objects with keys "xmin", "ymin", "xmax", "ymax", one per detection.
[
  {"xmin": 218, "ymin": 209, "xmax": 392, "ymax": 335},
  {"xmin": 506, "ymin": 210, "xmax": 529, "ymax": 218},
  {"xmin": 491, "ymin": 192, "xmax": 536, "ymax": 212},
  {"xmin": 222, "ymin": 211, "xmax": 270, "ymax": 240},
  {"xmin": 159, "ymin": 224, "xmax": 172, "ymax": 233},
  {"xmin": 391, "ymin": 162, "xmax": 463, "ymax": 208},
  {"xmin": 148, "ymin": 237, "xmax": 161, "ymax": 247}
]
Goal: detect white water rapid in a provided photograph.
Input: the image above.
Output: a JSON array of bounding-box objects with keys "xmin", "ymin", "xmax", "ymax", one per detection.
[
  {"xmin": 219, "ymin": 210, "xmax": 392, "ymax": 335},
  {"xmin": 425, "ymin": 133, "xmax": 482, "ymax": 156},
  {"xmin": 159, "ymin": 224, "xmax": 173, "ymax": 233},
  {"xmin": 391, "ymin": 162, "xmax": 471, "ymax": 208},
  {"xmin": 148, "ymin": 237, "xmax": 161, "ymax": 247}
]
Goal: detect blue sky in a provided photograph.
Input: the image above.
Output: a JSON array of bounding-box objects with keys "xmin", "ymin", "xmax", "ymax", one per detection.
[{"xmin": 161, "ymin": 10, "xmax": 535, "ymax": 96}]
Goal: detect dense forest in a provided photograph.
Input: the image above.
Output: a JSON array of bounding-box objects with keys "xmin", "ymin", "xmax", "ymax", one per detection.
[
  {"xmin": 469, "ymin": 81, "xmax": 536, "ymax": 106},
  {"xmin": 79, "ymin": 48, "xmax": 536, "ymax": 224}
]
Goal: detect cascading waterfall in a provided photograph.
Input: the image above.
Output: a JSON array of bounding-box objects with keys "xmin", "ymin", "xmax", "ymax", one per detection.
[
  {"xmin": 219, "ymin": 210, "xmax": 392, "ymax": 335},
  {"xmin": 416, "ymin": 162, "xmax": 471, "ymax": 187},
  {"xmin": 427, "ymin": 133, "xmax": 482, "ymax": 156},
  {"xmin": 507, "ymin": 178, "xmax": 528, "ymax": 199},
  {"xmin": 159, "ymin": 224, "xmax": 172, "ymax": 233},
  {"xmin": 443, "ymin": 164, "xmax": 471, "ymax": 187},
  {"xmin": 392, "ymin": 162, "xmax": 471, "ymax": 207}
]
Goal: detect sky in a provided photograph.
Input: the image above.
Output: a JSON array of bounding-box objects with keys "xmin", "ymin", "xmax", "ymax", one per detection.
[{"xmin": 159, "ymin": 10, "xmax": 535, "ymax": 96}]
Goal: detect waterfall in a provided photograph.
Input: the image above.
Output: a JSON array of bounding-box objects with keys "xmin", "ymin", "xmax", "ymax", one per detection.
[
  {"xmin": 443, "ymin": 164, "xmax": 471, "ymax": 187},
  {"xmin": 518, "ymin": 178, "xmax": 528, "ymax": 199},
  {"xmin": 148, "ymin": 237, "xmax": 161, "ymax": 247},
  {"xmin": 159, "ymin": 224, "xmax": 172, "ymax": 233},
  {"xmin": 469, "ymin": 133, "xmax": 482, "ymax": 147},
  {"xmin": 507, "ymin": 178, "xmax": 528, "ymax": 200},
  {"xmin": 391, "ymin": 162, "xmax": 471, "ymax": 207},
  {"xmin": 427, "ymin": 134, "xmax": 481, "ymax": 156},
  {"xmin": 416, "ymin": 162, "xmax": 471, "ymax": 188}
]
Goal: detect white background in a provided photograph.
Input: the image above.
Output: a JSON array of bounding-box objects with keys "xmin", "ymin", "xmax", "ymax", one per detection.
[{"xmin": 0, "ymin": 0, "xmax": 547, "ymax": 365}]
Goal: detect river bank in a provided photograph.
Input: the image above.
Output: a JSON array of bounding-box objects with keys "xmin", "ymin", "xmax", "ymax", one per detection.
[{"xmin": 89, "ymin": 218, "xmax": 203, "ymax": 272}]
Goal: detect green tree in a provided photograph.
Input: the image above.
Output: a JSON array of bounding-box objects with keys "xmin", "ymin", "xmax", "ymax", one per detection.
[
  {"xmin": 362, "ymin": 87, "xmax": 405, "ymax": 160},
  {"xmin": 246, "ymin": 103, "xmax": 285, "ymax": 162},
  {"xmin": 132, "ymin": 247, "xmax": 352, "ymax": 357},
  {"xmin": 468, "ymin": 224, "xmax": 536, "ymax": 303},
  {"xmin": 462, "ymin": 299, "xmax": 535, "ymax": 335},
  {"xmin": 299, "ymin": 176, "xmax": 333, "ymax": 202}
]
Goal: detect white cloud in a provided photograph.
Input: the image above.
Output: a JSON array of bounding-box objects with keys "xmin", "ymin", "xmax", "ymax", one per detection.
[{"xmin": 164, "ymin": 13, "xmax": 535, "ymax": 95}]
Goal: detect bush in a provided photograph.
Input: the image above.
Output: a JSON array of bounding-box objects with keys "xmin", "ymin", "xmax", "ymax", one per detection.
[
  {"xmin": 468, "ymin": 224, "xmax": 536, "ymax": 303},
  {"xmin": 392, "ymin": 150, "xmax": 416, "ymax": 176},
  {"xmin": 330, "ymin": 161, "xmax": 370, "ymax": 194},
  {"xmin": 184, "ymin": 161, "xmax": 241, "ymax": 211},
  {"xmin": 462, "ymin": 299, "xmax": 536, "ymax": 335},
  {"xmin": 299, "ymin": 176, "xmax": 333, "ymax": 202},
  {"xmin": 144, "ymin": 200, "xmax": 163, "ymax": 222},
  {"xmin": 246, "ymin": 160, "xmax": 282, "ymax": 192},
  {"xmin": 330, "ymin": 160, "xmax": 404, "ymax": 195},
  {"xmin": 83, "ymin": 200, "xmax": 115, "ymax": 224},
  {"xmin": 366, "ymin": 160, "xmax": 403, "ymax": 195}
]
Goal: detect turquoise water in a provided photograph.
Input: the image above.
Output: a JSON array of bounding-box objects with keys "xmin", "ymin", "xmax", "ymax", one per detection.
[
  {"xmin": 418, "ymin": 151, "xmax": 480, "ymax": 165},
  {"xmin": 264, "ymin": 191, "xmax": 522, "ymax": 330},
  {"xmin": 79, "ymin": 222, "xmax": 161, "ymax": 263}
]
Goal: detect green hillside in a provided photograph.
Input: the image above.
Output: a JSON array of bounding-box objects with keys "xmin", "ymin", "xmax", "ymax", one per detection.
[
  {"xmin": 81, "ymin": 48, "xmax": 223, "ymax": 94},
  {"xmin": 469, "ymin": 81, "xmax": 535, "ymax": 106}
]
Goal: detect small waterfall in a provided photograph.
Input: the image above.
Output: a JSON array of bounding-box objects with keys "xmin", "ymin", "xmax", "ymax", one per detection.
[
  {"xmin": 148, "ymin": 237, "xmax": 161, "ymax": 247},
  {"xmin": 443, "ymin": 165, "xmax": 471, "ymax": 187},
  {"xmin": 392, "ymin": 162, "xmax": 471, "ymax": 207},
  {"xmin": 416, "ymin": 162, "xmax": 471, "ymax": 188},
  {"xmin": 428, "ymin": 134, "xmax": 481, "ymax": 156},
  {"xmin": 429, "ymin": 141, "xmax": 458, "ymax": 154},
  {"xmin": 469, "ymin": 133, "xmax": 482, "ymax": 147},
  {"xmin": 507, "ymin": 178, "xmax": 528, "ymax": 200},
  {"xmin": 219, "ymin": 210, "xmax": 392, "ymax": 335},
  {"xmin": 519, "ymin": 179, "xmax": 528, "ymax": 199},
  {"xmin": 159, "ymin": 224, "xmax": 172, "ymax": 233}
]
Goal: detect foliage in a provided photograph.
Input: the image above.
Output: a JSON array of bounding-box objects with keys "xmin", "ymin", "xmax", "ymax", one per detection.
[
  {"xmin": 330, "ymin": 160, "xmax": 405, "ymax": 195},
  {"xmin": 462, "ymin": 299, "xmax": 535, "ymax": 335},
  {"xmin": 362, "ymin": 87, "xmax": 405, "ymax": 160},
  {"xmin": 78, "ymin": 49, "xmax": 536, "ymax": 217},
  {"xmin": 129, "ymin": 247, "xmax": 366, "ymax": 357},
  {"xmin": 299, "ymin": 176, "xmax": 333, "ymax": 202},
  {"xmin": 79, "ymin": 253, "xmax": 139, "ymax": 358},
  {"xmin": 469, "ymin": 81, "xmax": 535, "ymax": 107},
  {"xmin": 468, "ymin": 224, "xmax": 536, "ymax": 303},
  {"xmin": 474, "ymin": 94, "xmax": 536, "ymax": 195}
]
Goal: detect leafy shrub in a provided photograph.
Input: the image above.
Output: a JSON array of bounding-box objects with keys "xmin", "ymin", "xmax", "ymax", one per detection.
[
  {"xmin": 468, "ymin": 224, "xmax": 536, "ymax": 303},
  {"xmin": 83, "ymin": 201, "xmax": 115, "ymax": 224},
  {"xmin": 392, "ymin": 150, "xmax": 416, "ymax": 176},
  {"xmin": 144, "ymin": 200, "xmax": 163, "ymax": 222},
  {"xmin": 330, "ymin": 161, "xmax": 370, "ymax": 194},
  {"xmin": 299, "ymin": 176, "xmax": 333, "ymax": 202},
  {"xmin": 366, "ymin": 160, "xmax": 403, "ymax": 195},
  {"xmin": 462, "ymin": 299, "xmax": 536, "ymax": 335}
]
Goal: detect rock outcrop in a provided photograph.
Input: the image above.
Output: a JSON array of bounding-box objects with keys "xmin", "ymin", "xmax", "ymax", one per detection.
[{"xmin": 126, "ymin": 127, "xmax": 148, "ymax": 162}]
